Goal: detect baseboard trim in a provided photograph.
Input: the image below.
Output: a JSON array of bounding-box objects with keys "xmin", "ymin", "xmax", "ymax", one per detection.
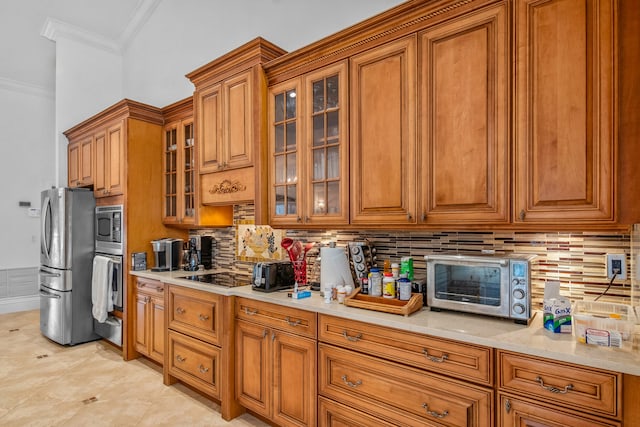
[{"xmin": 0, "ymin": 295, "xmax": 40, "ymax": 314}]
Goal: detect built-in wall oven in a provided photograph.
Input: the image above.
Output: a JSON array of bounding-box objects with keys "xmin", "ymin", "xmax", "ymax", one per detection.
[{"xmin": 94, "ymin": 205, "xmax": 124, "ymax": 346}]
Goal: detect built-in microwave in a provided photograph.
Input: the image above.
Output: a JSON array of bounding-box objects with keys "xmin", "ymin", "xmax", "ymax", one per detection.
[
  {"xmin": 424, "ymin": 253, "xmax": 535, "ymax": 324},
  {"xmin": 95, "ymin": 205, "xmax": 123, "ymax": 255}
]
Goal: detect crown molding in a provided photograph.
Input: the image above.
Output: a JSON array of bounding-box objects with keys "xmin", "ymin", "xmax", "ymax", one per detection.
[
  {"xmin": 0, "ymin": 77, "xmax": 54, "ymax": 99},
  {"xmin": 119, "ymin": 0, "xmax": 162, "ymax": 50},
  {"xmin": 40, "ymin": 17, "xmax": 120, "ymax": 54}
]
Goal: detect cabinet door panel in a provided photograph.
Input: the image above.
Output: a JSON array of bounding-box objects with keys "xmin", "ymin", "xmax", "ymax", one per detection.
[
  {"xmin": 224, "ymin": 71, "xmax": 253, "ymax": 169},
  {"xmin": 514, "ymin": 0, "xmax": 615, "ymax": 222},
  {"xmin": 273, "ymin": 331, "xmax": 317, "ymax": 427},
  {"xmin": 198, "ymin": 84, "xmax": 223, "ymax": 174},
  {"xmin": 235, "ymin": 319, "xmax": 270, "ymax": 417},
  {"xmin": 68, "ymin": 142, "xmax": 80, "ymax": 187},
  {"xmin": 150, "ymin": 297, "xmax": 164, "ymax": 363},
  {"xmin": 420, "ymin": 3, "xmax": 509, "ymax": 224},
  {"xmin": 134, "ymin": 294, "xmax": 148, "ymax": 355},
  {"xmin": 498, "ymin": 394, "xmax": 620, "ymax": 427},
  {"xmin": 350, "ymin": 36, "xmax": 417, "ymax": 224},
  {"xmin": 80, "ymin": 136, "xmax": 93, "ymax": 185},
  {"xmin": 94, "ymin": 132, "xmax": 106, "ymax": 195},
  {"xmin": 106, "ymin": 122, "xmax": 124, "ymax": 196}
]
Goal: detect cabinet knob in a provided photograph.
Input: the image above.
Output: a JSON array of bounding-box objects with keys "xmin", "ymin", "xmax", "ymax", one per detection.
[
  {"xmin": 176, "ymin": 355, "xmax": 186, "ymax": 363},
  {"xmin": 421, "ymin": 212, "xmax": 426, "ymax": 222},
  {"xmin": 519, "ymin": 209, "xmax": 526, "ymax": 221},
  {"xmin": 198, "ymin": 314, "xmax": 210, "ymax": 321},
  {"xmin": 407, "ymin": 213, "xmax": 412, "ymax": 221},
  {"xmin": 296, "ymin": 217, "xmax": 302, "ymax": 223},
  {"xmin": 176, "ymin": 307, "xmax": 186, "ymax": 314},
  {"xmin": 198, "ymin": 364, "xmax": 209, "ymax": 374}
]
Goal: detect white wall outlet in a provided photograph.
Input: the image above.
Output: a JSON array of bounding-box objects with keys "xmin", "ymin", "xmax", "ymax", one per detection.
[{"xmin": 606, "ymin": 254, "xmax": 627, "ymax": 280}]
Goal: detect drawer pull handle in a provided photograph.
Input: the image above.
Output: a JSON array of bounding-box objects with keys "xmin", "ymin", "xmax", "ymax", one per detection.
[
  {"xmin": 284, "ymin": 317, "xmax": 301, "ymax": 327},
  {"xmin": 535, "ymin": 376, "xmax": 574, "ymax": 394},
  {"xmin": 176, "ymin": 307, "xmax": 186, "ymax": 314},
  {"xmin": 341, "ymin": 375, "xmax": 362, "ymax": 388},
  {"xmin": 423, "ymin": 349, "xmax": 448, "ymax": 363},
  {"xmin": 244, "ymin": 307, "xmax": 258, "ymax": 316},
  {"xmin": 199, "ymin": 365, "xmax": 209, "ymax": 373},
  {"xmin": 199, "ymin": 314, "xmax": 209, "ymax": 321},
  {"xmin": 422, "ymin": 403, "xmax": 449, "ymax": 419},
  {"xmin": 154, "ymin": 286, "xmax": 163, "ymax": 292},
  {"xmin": 176, "ymin": 355, "xmax": 186, "ymax": 363},
  {"xmin": 342, "ymin": 331, "xmax": 362, "ymax": 342}
]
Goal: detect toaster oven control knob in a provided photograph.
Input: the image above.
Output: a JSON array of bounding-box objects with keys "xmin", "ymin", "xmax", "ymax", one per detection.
[
  {"xmin": 513, "ymin": 288, "xmax": 526, "ymax": 300},
  {"xmin": 512, "ymin": 278, "xmax": 521, "ymax": 286},
  {"xmin": 513, "ymin": 303, "xmax": 526, "ymax": 315}
]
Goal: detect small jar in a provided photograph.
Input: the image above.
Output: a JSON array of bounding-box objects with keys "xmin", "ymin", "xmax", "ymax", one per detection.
[
  {"xmin": 391, "ymin": 262, "xmax": 400, "ymax": 278},
  {"xmin": 383, "ymin": 273, "xmax": 396, "ymax": 299},
  {"xmin": 398, "ymin": 276, "xmax": 412, "ymax": 301},
  {"xmin": 337, "ymin": 286, "xmax": 347, "ymax": 304},
  {"xmin": 368, "ymin": 268, "xmax": 382, "ymax": 297}
]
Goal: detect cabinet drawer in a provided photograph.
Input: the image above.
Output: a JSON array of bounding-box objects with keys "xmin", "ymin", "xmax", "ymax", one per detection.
[
  {"xmin": 498, "ymin": 351, "xmax": 621, "ymax": 419},
  {"xmin": 498, "ymin": 393, "xmax": 620, "ymax": 427},
  {"xmin": 319, "ymin": 344, "xmax": 493, "ymax": 427},
  {"xmin": 318, "ymin": 397, "xmax": 397, "ymax": 427},
  {"xmin": 167, "ymin": 330, "xmax": 221, "ymax": 399},
  {"xmin": 167, "ymin": 285, "xmax": 222, "ymax": 345},
  {"xmin": 319, "ymin": 314, "xmax": 493, "ymax": 385},
  {"xmin": 236, "ymin": 297, "xmax": 317, "ymax": 339},
  {"xmin": 136, "ymin": 278, "xmax": 164, "ymax": 296}
]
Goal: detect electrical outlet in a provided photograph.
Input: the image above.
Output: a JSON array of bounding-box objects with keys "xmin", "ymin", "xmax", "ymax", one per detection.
[{"xmin": 606, "ymin": 254, "xmax": 627, "ymax": 280}]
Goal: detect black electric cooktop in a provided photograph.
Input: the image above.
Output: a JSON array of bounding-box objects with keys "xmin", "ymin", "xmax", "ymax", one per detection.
[{"xmin": 179, "ymin": 273, "xmax": 250, "ymax": 288}]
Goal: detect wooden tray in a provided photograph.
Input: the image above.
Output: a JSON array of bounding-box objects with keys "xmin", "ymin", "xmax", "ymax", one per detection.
[{"xmin": 343, "ymin": 288, "xmax": 423, "ymax": 317}]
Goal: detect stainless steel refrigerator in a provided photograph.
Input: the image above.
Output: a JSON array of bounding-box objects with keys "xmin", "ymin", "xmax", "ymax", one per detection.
[{"xmin": 40, "ymin": 187, "xmax": 99, "ymax": 345}]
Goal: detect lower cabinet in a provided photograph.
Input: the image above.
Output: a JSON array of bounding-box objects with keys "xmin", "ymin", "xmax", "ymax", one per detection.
[
  {"xmin": 319, "ymin": 343, "xmax": 492, "ymax": 426},
  {"xmin": 164, "ymin": 285, "xmax": 242, "ymax": 420},
  {"xmin": 133, "ymin": 278, "xmax": 164, "ymax": 364},
  {"xmin": 235, "ymin": 298, "xmax": 317, "ymax": 427},
  {"xmin": 498, "ymin": 394, "xmax": 620, "ymax": 427},
  {"xmin": 497, "ymin": 350, "xmax": 622, "ymax": 426}
]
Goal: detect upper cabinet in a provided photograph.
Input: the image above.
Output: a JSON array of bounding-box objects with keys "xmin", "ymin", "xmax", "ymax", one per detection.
[
  {"xmin": 161, "ymin": 98, "xmax": 232, "ymax": 228},
  {"xmin": 514, "ymin": 0, "xmax": 616, "ymax": 224},
  {"xmin": 418, "ymin": 2, "xmax": 510, "ymax": 225},
  {"xmin": 264, "ymin": 0, "xmax": 628, "ymax": 230},
  {"xmin": 187, "ymin": 38, "xmax": 286, "ymax": 224},
  {"xmin": 268, "ymin": 61, "xmax": 349, "ymax": 227},
  {"xmin": 67, "ymin": 135, "xmax": 94, "ymax": 188},
  {"xmin": 64, "ymin": 100, "xmax": 162, "ymax": 200},
  {"xmin": 350, "ymin": 36, "xmax": 417, "ymax": 226}
]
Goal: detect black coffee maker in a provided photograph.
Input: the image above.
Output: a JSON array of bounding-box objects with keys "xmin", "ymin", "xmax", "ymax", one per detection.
[{"xmin": 184, "ymin": 238, "xmax": 199, "ymax": 271}]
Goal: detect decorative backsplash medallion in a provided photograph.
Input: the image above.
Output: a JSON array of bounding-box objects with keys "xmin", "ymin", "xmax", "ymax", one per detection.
[{"xmin": 236, "ymin": 220, "xmax": 284, "ymax": 262}]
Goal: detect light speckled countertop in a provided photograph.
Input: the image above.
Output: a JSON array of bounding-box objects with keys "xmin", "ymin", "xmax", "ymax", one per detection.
[{"xmin": 131, "ymin": 269, "xmax": 640, "ymax": 376}]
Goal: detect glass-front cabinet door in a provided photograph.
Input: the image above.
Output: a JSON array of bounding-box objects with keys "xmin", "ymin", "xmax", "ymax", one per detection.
[
  {"xmin": 304, "ymin": 61, "xmax": 348, "ymax": 225},
  {"xmin": 163, "ymin": 123, "xmax": 179, "ymax": 222},
  {"xmin": 181, "ymin": 120, "xmax": 195, "ymax": 223},
  {"xmin": 268, "ymin": 61, "xmax": 348, "ymax": 227},
  {"xmin": 269, "ymin": 78, "xmax": 302, "ymax": 226}
]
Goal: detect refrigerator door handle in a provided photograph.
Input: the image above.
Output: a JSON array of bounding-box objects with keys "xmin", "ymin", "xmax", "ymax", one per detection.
[
  {"xmin": 40, "ymin": 289, "xmax": 61, "ymax": 299},
  {"xmin": 41, "ymin": 196, "xmax": 51, "ymax": 259},
  {"xmin": 39, "ymin": 269, "xmax": 61, "ymax": 277}
]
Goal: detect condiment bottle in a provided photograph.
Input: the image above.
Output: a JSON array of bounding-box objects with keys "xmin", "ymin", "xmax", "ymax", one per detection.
[{"xmin": 397, "ymin": 274, "xmax": 411, "ymax": 301}]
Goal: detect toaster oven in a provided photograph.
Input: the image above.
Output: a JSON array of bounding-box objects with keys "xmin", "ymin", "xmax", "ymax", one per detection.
[
  {"xmin": 252, "ymin": 261, "xmax": 295, "ymax": 292},
  {"xmin": 425, "ymin": 253, "xmax": 535, "ymax": 324}
]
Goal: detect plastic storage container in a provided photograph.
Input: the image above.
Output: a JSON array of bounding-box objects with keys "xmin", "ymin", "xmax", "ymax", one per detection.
[{"xmin": 572, "ymin": 301, "xmax": 637, "ymax": 350}]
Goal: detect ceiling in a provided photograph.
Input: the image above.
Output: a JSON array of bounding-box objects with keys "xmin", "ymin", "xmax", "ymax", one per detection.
[{"xmin": 0, "ymin": 0, "xmax": 147, "ymax": 92}]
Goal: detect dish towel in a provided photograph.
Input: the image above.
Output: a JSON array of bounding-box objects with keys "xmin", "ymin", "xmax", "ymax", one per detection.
[{"xmin": 92, "ymin": 255, "xmax": 114, "ymax": 323}]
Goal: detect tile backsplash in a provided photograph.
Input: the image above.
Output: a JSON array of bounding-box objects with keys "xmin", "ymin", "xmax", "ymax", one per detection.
[{"xmin": 193, "ymin": 205, "xmax": 635, "ymax": 310}]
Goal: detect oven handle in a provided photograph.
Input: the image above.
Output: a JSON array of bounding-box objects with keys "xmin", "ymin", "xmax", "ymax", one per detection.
[{"xmin": 424, "ymin": 255, "xmax": 509, "ymax": 266}]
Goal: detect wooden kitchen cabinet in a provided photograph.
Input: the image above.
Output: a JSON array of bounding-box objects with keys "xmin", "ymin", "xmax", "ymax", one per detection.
[
  {"xmin": 268, "ymin": 61, "xmax": 349, "ymax": 227},
  {"xmin": 350, "ymin": 35, "xmax": 417, "ymax": 225},
  {"xmin": 164, "ymin": 285, "xmax": 242, "ymax": 420},
  {"xmin": 235, "ymin": 298, "xmax": 317, "ymax": 427},
  {"xmin": 93, "ymin": 120, "xmax": 125, "ymax": 198},
  {"xmin": 514, "ymin": 0, "xmax": 616, "ymax": 224},
  {"xmin": 161, "ymin": 97, "xmax": 232, "ymax": 228},
  {"xmin": 187, "ymin": 38, "xmax": 286, "ymax": 222},
  {"xmin": 67, "ymin": 135, "xmax": 94, "ymax": 188},
  {"xmin": 133, "ymin": 277, "xmax": 164, "ymax": 364},
  {"xmin": 418, "ymin": 2, "xmax": 510, "ymax": 225}
]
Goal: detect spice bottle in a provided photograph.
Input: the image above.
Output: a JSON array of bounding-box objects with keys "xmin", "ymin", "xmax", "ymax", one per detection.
[
  {"xmin": 383, "ymin": 272, "xmax": 396, "ymax": 299},
  {"xmin": 368, "ymin": 268, "xmax": 382, "ymax": 297}
]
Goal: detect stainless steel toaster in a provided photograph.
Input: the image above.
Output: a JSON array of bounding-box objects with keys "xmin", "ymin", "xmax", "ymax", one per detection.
[{"xmin": 252, "ymin": 261, "xmax": 295, "ymax": 292}]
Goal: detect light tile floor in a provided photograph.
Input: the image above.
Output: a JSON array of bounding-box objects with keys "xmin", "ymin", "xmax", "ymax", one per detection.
[{"xmin": 0, "ymin": 310, "xmax": 269, "ymax": 427}]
